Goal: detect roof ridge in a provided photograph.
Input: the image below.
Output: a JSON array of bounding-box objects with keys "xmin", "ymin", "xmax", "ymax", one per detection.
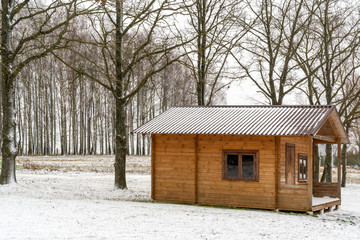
[{"xmin": 172, "ymin": 105, "xmax": 333, "ymax": 108}]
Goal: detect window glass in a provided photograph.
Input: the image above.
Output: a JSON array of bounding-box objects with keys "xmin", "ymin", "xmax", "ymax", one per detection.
[
  {"xmin": 227, "ymin": 154, "xmax": 239, "ymax": 178},
  {"xmin": 242, "ymin": 155, "xmax": 254, "ymax": 179},
  {"xmin": 299, "ymin": 154, "xmax": 307, "ymax": 181},
  {"xmin": 223, "ymin": 150, "xmax": 258, "ymax": 181}
]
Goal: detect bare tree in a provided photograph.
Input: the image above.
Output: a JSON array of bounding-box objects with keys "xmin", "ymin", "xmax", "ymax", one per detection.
[
  {"xmin": 0, "ymin": 0, "xmax": 94, "ymax": 184},
  {"xmin": 180, "ymin": 0, "xmax": 243, "ymax": 106},
  {"xmin": 296, "ymin": 0, "xmax": 360, "ymax": 182},
  {"xmin": 232, "ymin": 0, "xmax": 315, "ymax": 105},
  {"xmin": 55, "ymin": 0, "xmax": 193, "ymax": 189},
  {"xmin": 336, "ymin": 61, "xmax": 360, "ymax": 187}
]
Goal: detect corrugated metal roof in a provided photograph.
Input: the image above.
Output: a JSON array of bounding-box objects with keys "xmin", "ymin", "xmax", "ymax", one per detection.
[{"xmin": 134, "ymin": 105, "xmax": 337, "ymax": 136}]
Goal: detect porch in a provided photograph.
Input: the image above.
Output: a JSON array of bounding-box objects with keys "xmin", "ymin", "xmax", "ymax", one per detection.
[
  {"xmin": 312, "ymin": 196, "xmax": 341, "ymax": 213},
  {"xmin": 312, "ymin": 135, "xmax": 342, "ymax": 213}
]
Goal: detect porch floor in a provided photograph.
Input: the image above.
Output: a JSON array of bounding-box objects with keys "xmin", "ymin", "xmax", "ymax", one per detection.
[{"xmin": 312, "ymin": 196, "xmax": 341, "ymax": 212}]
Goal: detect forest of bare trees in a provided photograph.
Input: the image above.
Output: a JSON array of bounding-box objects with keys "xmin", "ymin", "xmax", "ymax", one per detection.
[{"xmin": 1, "ymin": 0, "xmax": 360, "ymax": 187}]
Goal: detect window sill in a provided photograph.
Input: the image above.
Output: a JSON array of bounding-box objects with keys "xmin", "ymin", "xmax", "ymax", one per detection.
[{"xmin": 222, "ymin": 178, "xmax": 259, "ymax": 182}]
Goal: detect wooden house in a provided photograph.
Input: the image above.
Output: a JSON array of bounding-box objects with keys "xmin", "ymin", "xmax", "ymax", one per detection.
[{"xmin": 134, "ymin": 106, "xmax": 349, "ymax": 213}]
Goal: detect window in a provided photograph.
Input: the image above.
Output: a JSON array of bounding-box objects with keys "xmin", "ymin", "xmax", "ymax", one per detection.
[
  {"xmin": 223, "ymin": 150, "xmax": 259, "ymax": 181},
  {"xmin": 298, "ymin": 154, "xmax": 307, "ymax": 181}
]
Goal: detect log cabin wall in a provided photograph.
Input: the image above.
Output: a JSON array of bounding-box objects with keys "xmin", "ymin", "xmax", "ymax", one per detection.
[
  {"xmin": 196, "ymin": 134, "xmax": 276, "ymax": 209},
  {"xmin": 152, "ymin": 134, "xmax": 197, "ymax": 203},
  {"xmin": 152, "ymin": 134, "xmax": 313, "ymax": 211},
  {"xmin": 152, "ymin": 134, "xmax": 277, "ymax": 209},
  {"xmin": 277, "ymin": 136, "xmax": 313, "ymax": 211}
]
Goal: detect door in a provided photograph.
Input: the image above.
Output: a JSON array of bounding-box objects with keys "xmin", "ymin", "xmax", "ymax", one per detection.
[{"xmin": 285, "ymin": 143, "xmax": 295, "ymax": 184}]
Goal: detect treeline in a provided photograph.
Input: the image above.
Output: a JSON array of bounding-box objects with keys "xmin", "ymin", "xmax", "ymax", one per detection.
[{"xmin": 12, "ymin": 47, "xmax": 198, "ymax": 156}]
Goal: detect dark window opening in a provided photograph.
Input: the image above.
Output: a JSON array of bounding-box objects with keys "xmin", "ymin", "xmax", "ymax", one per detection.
[
  {"xmin": 242, "ymin": 155, "xmax": 254, "ymax": 179},
  {"xmin": 227, "ymin": 154, "xmax": 239, "ymax": 178},
  {"xmin": 223, "ymin": 151, "xmax": 259, "ymax": 181}
]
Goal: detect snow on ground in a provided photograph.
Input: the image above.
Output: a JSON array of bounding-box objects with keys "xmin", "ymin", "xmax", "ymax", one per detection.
[{"xmin": 0, "ymin": 155, "xmax": 360, "ymax": 239}]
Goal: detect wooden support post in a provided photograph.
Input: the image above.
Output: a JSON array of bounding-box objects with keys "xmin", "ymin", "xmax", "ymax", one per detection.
[
  {"xmin": 151, "ymin": 134, "xmax": 155, "ymax": 200},
  {"xmin": 194, "ymin": 134, "xmax": 199, "ymax": 204},
  {"xmin": 275, "ymin": 136, "xmax": 280, "ymax": 210},
  {"xmin": 308, "ymin": 137, "xmax": 313, "ymax": 210}
]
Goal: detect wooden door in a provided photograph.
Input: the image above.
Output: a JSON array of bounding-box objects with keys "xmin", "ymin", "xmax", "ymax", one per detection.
[{"xmin": 285, "ymin": 143, "xmax": 295, "ymax": 184}]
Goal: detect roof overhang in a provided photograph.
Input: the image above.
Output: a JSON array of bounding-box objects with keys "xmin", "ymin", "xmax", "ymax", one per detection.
[{"xmin": 312, "ymin": 107, "xmax": 350, "ymax": 144}]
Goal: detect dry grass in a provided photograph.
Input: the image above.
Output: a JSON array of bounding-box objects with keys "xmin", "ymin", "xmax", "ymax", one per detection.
[
  {"xmin": 347, "ymin": 168, "xmax": 360, "ymax": 184},
  {"xmin": 15, "ymin": 155, "xmax": 150, "ymax": 175}
]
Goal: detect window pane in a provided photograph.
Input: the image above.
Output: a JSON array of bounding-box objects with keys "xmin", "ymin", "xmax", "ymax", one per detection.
[
  {"xmin": 299, "ymin": 156, "xmax": 307, "ymax": 181},
  {"xmin": 227, "ymin": 154, "xmax": 239, "ymax": 178},
  {"xmin": 242, "ymin": 155, "xmax": 254, "ymax": 179}
]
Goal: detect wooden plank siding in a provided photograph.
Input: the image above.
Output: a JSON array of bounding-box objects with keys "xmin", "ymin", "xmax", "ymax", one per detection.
[
  {"xmin": 152, "ymin": 134, "xmax": 197, "ymax": 204},
  {"xmin": 313, "ymin": 182, "xmax": 340, "ymax": 198},
  {"xmin": 277, "ymin": 136, "xmax": 313, "ymax": 211},
  {"xmin": 196, "ymin": 135, "xmax": 276, "ymax": 209},
  {"xmin": 152, "ymin": 134, "xmax": 313, "ymax": 212}
]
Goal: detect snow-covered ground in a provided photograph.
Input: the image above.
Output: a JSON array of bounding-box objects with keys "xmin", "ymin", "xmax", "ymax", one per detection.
[{"xmin": 0, "ymin": 155, "xmax": 360, "ymax": 239}]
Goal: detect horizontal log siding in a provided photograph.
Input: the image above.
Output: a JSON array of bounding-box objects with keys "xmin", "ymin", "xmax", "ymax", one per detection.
[
  {"xmin": 313, "ymin": 182, "xmax": 340, "ymax": 198},
  {"xmin": 196, "ymin": 135, "xmax": 276, "ymax": 209},
  {"xmin": 152, "ymin": 134, "xmax": 196, "ymax": 203},
  {"xmin": 152, "ymin": 134, "xmax": 313, "ymax": 212},
  {"xmin": 277, "ymin": 136, "xmax": 313, "ymax": 211}
]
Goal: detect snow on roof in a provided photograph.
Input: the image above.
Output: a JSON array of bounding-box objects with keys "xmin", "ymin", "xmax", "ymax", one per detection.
[{"xmin": 134, "ymin": 105, "xmax": 346, "ymax": 139}]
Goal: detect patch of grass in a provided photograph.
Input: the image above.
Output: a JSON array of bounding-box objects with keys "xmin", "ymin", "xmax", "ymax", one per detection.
[{"xmin": 335, "ymin": 217, "xmax": 358, "ymax": 226}]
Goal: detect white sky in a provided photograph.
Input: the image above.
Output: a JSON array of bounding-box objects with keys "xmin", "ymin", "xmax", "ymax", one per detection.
[
  {"xmin": 225, "ymin": 79, "xmax": 308, "ymax": 106},
  {"xmin": 225, "ymin": 81, "xmax": 262, "ymax": 105}
]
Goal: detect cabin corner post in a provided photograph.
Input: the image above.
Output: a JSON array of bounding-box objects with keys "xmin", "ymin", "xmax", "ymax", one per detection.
[
  {"xmin": 151, "ymin": 134, "xmax": 156, "ymax": 200},
  {"xmin": 275, "ymin": 136, "xmax": 280, "ymax": 210},
  {"xmin": 194, "ymin": 134, "xmax": 199, "ymax": 204},
  {"xmin": 308, "ymin": 136, "xmax": 313, "ymax": 210},
  {"xmin": 337, "ymin": 140, "xmax": 341, "ymax": 199}
]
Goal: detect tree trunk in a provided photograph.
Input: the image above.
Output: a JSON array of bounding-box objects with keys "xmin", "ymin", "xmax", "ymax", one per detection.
[
  {"xmin": 27, "ymin": 86, "xmax": 33, "ymax": 154},
  {"xmin": 341, "ymin": 143, "xmax": 347, "ymax": 187},
  {"xmin": 0, "ymin": 68, "xmax": 2, "ymax": 152},
  {"xmin": 0, "ymin": 76, "xmax": 17, "ymax": 184},
  {"xmin": 321, "ymin": 144, "xmax": 332, "ymax": 182},
  {"xmin": 114, "ymin": 0, "xmax": 127, "ymax": 189},
  {"xmin": 72, "ymin": 79, "xmax": 77, "ymax": 155},
  {"xmin": 60, "ymin": 95, "xmax": 67, "ymax": 155},
  {"xmin": 0, "ymin": 0, "xmax": 18, "ymax": 184},
  {"xmin": 196, "ymin": 0, "xmax": 206, "ymax": 106},
  {"xmin": 114, "ymin": 96, "xmax": 127, "ymax": 189},
  {"xmin": 314, "ymin": 145, "xmax": 320, "ymax": 182}
]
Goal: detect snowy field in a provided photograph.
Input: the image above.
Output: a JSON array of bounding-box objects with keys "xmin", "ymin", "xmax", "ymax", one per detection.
[{"xmin": 1, "ymin": 155, "xmax": 360, "ymax": 240}]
